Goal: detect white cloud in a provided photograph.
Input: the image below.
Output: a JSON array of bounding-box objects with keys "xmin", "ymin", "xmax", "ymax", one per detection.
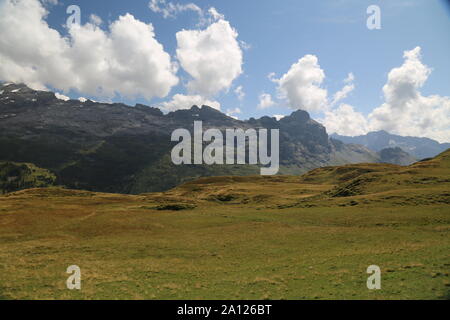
[
  {"xmin": 273, "ymin": 55, "xmax": 328, "ymax": 112},
  {"xmin": 239, "ymin": 40, "xmax": 251, "ymax": 51},
  {"xmin": 0, "ymin": 0, "xmax": 178, "ymax": 100},
  {"xmin": 55, "ymin": 92, "xmax": 70, "ymax": 101},
  {"xmin": 158, "ymin": 93, "xmax": 221, "ymax": 112},
  {"xmin": 89, "ymin": 14, "xmax": 102, "ymax": 26},
  {"xmin": 368, "ymin": 47, "xmax": 450, "ymax": 143},
  {"xmin": 234, "ymin": 85, "xmax": 245, "ymax": 101},
  {"xmin": 226, "ymin": 107, "xmax": 241, "ymax": 114},
  {"xmin": 267, "ymin": 72, "xmax": 277, "ymax": 82},
  {"xmin": 257, "ymin": 93, "xmax": 275, "ymax": 109},
  {"xmin": 78, "ymin": 97, "xmax": 87, "ymax": 103},
  {"xmin": 320, "ymin": 47, "xmax": 450, "ymax": 142},
  {"xmin": 381, "ymin": 47, "xmax": 430, "ymax": 108},
  {"xmin": 176, "ymin": 18, "xmax": 243, "ymax": 97},
  {"xmin": 41, "ymin": 0, "xmax": 58, "ymax": 5},
  {"xmin": 148, "ymin": 0, "xmax": 202, "ymax": 19},
  {"xmin": 320, "ymin": 103, "xmax": 369, "ymax": 136},
  {"xmin": 226, "ymin": 107, "xmax": 241, "ymax": 119},
  {"xmin": 149, "ymin": 1, "xmax": 224, "ymax": 27},
  {"xmin": 344, "ymin": 72, "xmax": 354, "ymax": 83},
  {"xmin": 273, "ymin": 114, "xmax": 285, "ymax": 121},
  {"xmin": 331, "ymin": 72, "xmax": 355, "ymax": 106},
  {"xmin": 208, "ymin": 7, "xmax": 224, "ymax": 21}
]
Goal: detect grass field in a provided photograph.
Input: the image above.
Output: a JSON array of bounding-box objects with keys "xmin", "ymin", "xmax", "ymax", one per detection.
[{"xmin": 0, "ymin": 151, "xmax": 449, "ymax": 300}]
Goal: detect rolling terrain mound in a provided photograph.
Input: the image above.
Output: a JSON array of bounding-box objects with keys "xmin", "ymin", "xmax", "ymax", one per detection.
[
  {"xmin": 326, "ymin": 149, "xmax": 450, "ymax": 201},
  {"xmin": 141, "ymin": 149, "xmax": 450, "ymax": 207},
  {"xmin": 6, "ymin": 149, "xmax": 449, "ymax": 208},
  {"xmin": 0, "ymin": 150, "xmax": 449, "ymax": 299}
]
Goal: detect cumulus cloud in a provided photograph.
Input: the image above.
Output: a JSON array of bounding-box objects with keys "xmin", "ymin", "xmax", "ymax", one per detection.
[
  {"xmin": 368, "ymin": 47, "xmax": 450, "ymax": 142},
  {"xmin": 320, "ymin": 103, "xmax": 369, "ymax": 136},
  {"xmin": 176, "ymin": 18, "xmax": 243, "ymax": 97},
  {"xmin": 318, "ymin": 47, "xmax": 450, "ymax": 142},
  {"xmin": 151, "ymin": 6, "xmax": 244, "ymax": 112},
  {"xmin": 381, "ymin": 47, "xmax": 430, "ymax": 108},
  {"xmin": 273, "ymin": 55, "xmax": 328, "ymax": 112},
  {"xmin": 0, "ymin": 0, "xmax": 178, "ymax": 100},
  {"xmin": 257, "ymin": 93, "xmax": 275, "ymax": 109},
  {"xmin": 158, "ymin": 93, "xmax": 221, "ymax": 112}
]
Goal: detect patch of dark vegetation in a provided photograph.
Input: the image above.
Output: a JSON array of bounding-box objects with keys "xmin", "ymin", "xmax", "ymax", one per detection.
[
  {"xmin": 410, "ymin": 176, "xmax": 450, "ymax": 184},
  {"xmin": 376, "ymin": 193, "xmax": 450, "ymax": 206},
  {"xmin": 328, "ymin": 175, "xmax": 378, "ymax": 198},
  {"xmin": 334, "ymin": 167, "xmax": 375, "ymax": 182},
  {"xmin": 331, "ymin": 187, "xmax": 357, "ymax": 197},
  {"xmin": 277, "ymin": 202, "xmax": 317, "ymax": 209},
  {"xmin": 215, "ymin": 194, "xmax": 237, "ymax": 202},
  {"xmin": 251, "ymin": 194, "xmax": 272, "ymax": 202},
  {"xmin": 338, "ymin": 200, "xmax": 359, "ymax": 207},
  {"xmin": 155, "ymin": 203, "xmax": 196, "ymax": 211}
]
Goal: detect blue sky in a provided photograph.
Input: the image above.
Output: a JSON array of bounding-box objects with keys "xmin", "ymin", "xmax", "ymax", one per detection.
[{"xmin": 1, "ymin": 0, "xmax": 449, "ymax": 141}]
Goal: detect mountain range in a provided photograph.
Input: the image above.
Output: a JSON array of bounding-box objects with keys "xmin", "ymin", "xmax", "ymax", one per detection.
[
  {"xmin": 0, "ymin": 82, "xmax": 446, "ymax": 194},
  {"xmin": 332, "ymin": 131, "xmax": 450, "ymax": 160}
]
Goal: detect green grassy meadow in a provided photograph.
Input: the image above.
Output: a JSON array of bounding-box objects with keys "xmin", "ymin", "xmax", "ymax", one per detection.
[{"xmin": 0, "ymin": 151, "xmax": 449, "ymax": 300}]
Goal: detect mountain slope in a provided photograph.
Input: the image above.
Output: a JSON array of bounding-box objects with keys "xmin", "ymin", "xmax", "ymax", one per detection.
[
  {"xmin": 0, "ymin": 83, "xmax": 379, "ymax": 193},
  {"xmin": 332, "ymin": 131, "xmax": 450, "ymax": 160},
  {"xmin": 378, "ymin": 147, "xmax": 417, "ymax": 165}
]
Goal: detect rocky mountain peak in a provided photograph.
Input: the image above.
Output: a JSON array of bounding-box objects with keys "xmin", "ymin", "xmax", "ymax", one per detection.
[{"xmin": 281, "ymin": 109, "xmax": 310, "ymax": 123}]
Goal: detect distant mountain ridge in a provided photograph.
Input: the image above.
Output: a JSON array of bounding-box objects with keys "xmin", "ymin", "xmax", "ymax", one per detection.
[
  {"xmin": 332, "ymin": 131, "xmax": 450, "ymax": 160},
  {"xmin": 0, "ymin": 82, "xmax": 428, "ymax": 194},
  {"xmin": 377, "ymin": 147, "xmax": 417, "ymax": 166}
]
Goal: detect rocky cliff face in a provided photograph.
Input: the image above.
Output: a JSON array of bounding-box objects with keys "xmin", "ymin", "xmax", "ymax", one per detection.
[{"xmin": 0, "ymin": 83, "xmax": 380, "ymax": 193}]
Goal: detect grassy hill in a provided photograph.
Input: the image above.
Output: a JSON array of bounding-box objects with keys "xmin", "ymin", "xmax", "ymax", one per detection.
[
  {"xmin": 0, "ymin": 162, "xmax": 56, "ymax": 195},
  {"xmin": 0, "ymin": 150, "xmax": 448, "ymax": 299}
]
